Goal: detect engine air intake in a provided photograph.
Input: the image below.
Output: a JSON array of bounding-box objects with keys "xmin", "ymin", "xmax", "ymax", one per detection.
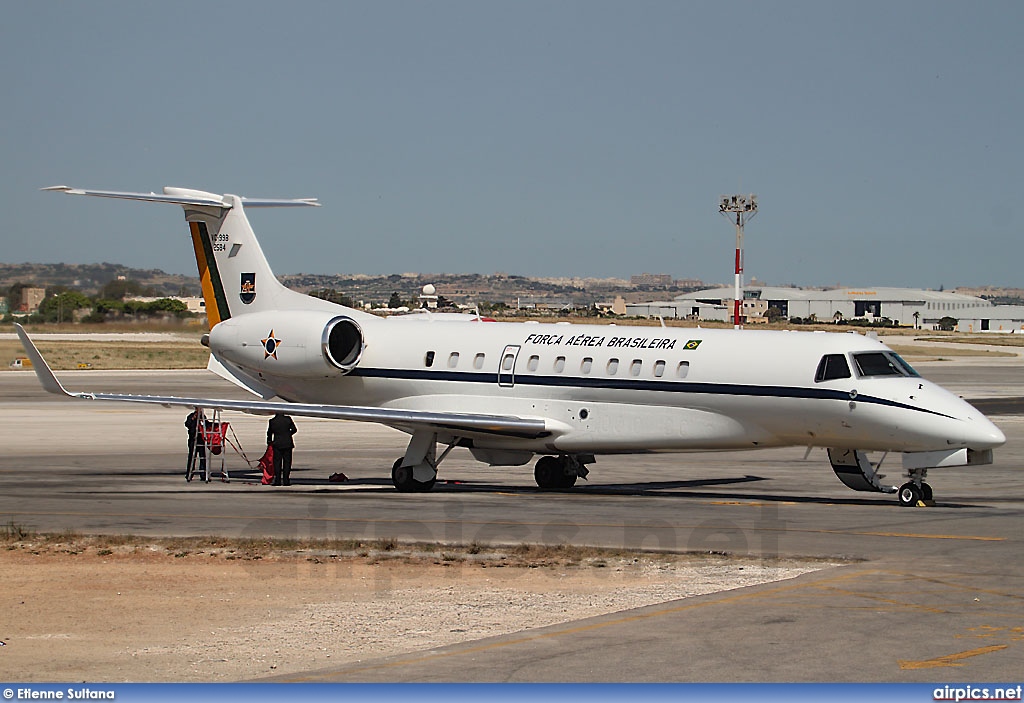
[{"xmin": 322, "ymin": 316, "xmax": 363, "ymax": 372}]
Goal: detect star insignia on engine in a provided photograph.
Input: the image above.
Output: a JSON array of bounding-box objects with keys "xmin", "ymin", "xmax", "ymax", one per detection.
[{"xmin": 262, "ymin": 330, "xmax": 281, "ymax": 360}]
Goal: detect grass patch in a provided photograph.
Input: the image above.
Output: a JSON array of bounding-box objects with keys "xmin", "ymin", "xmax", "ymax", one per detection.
[
  {"xmin": 0, "ymin": 338, "xmax": 208, "ymax": 371},
  {"xmin": 887, "ymin": 343, "xmax": 1017, "ymax": 359},
  {"xmin": 1, "ymin": 520, "xmax": 33, "ymax": 541},
  {"xmin": 0, "ymin": 532, "xmax": 840, "ymax": 567},
  {"xmin": 915, "ymin": 335, "xmax": 1024, "ymax": 348}
]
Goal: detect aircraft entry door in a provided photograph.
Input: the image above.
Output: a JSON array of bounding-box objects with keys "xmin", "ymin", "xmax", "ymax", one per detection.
[{"xmin": 498, "ymin": 345, "xmax": 520, "ymax": 387}]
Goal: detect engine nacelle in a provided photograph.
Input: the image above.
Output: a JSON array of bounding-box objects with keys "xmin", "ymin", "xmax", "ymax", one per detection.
[{"xmin": 209, "ymin": 310, "xmax": 364, "ymax": 378}]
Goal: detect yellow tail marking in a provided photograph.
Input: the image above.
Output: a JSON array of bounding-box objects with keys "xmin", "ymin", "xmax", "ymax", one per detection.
[{"xmin": 189, "ymin": 221, "xmax": 223, "ymax": 327}]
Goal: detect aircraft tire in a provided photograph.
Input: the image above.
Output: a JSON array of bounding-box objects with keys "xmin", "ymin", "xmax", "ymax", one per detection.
[
  {"xmin": 897, "ymin": 482, "xmax": 921, "ymax": 507},
  {"xmin": 921, "ymin": 482, "xmax": 933, "ymax": 501},
  {"xmin": 392, "ymin": 458, "xmax": 436, "ymax": 493},
  {"xmin": 534, "ymin": 456, "xmax": 561, "ymax": 489},
  {"xmin": 557, "ymin": 468, "xmax": 578, "ymax": 488}
]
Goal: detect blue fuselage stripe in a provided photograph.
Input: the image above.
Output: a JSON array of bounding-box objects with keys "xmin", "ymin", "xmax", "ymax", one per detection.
[{"xmin": 348, "ymin": 367, "xmax": 952, "ymax": 418}]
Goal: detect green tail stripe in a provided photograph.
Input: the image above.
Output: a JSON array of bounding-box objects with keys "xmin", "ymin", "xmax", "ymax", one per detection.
[{"xmin": 197, "ymin": 222, "xmax": 231, "ymax": 321}]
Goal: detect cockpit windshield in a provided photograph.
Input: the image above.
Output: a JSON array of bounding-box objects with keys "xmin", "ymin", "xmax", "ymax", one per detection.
[{"xmin": 852, "ymin": 351, "xmax": 920, "ymax": 378}]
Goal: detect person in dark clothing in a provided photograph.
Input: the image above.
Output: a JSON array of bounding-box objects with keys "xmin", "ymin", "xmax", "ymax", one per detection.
[
  {"xmin": 267, "ymin": 412, "xmax": 297, "ymax": 486},
  {"xmin": 185, "ymin": 407, "xmax": 206, "ymax": 477}
]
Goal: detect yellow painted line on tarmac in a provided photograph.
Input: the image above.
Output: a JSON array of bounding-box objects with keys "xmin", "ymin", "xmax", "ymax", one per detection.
[
  {"xmin": 820, "ymin": 530, "xmax": 1004, "ymax": 542},
  {"xmin": 709, "ymin": 500, "xmax": 798, "ymax": 506},
  {"xmin": 898, "ymin": 644, "xmax": 1008, "ymax": 669}
]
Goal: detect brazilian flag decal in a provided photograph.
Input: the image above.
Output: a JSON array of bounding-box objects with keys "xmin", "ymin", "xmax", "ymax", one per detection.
[{"xmin": 684, "ymin": 339, "xmax": 702, "ymax": 350}]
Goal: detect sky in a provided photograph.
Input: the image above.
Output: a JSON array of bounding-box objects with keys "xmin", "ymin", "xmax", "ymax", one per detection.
[{"xmin": 1, "ymin": 1, "xmax": 1022, "ymax": 289}]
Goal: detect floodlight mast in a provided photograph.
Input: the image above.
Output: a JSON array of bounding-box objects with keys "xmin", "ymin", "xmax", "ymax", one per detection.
[{"xmin": 718, "ymin": 194, "xmax": 758, "ymax": 329}]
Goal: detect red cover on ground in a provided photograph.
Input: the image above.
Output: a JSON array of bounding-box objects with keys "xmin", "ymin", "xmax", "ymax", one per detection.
[{"xmin": 259, "ymin": 445, "xmax": 274, "ymax": 485}]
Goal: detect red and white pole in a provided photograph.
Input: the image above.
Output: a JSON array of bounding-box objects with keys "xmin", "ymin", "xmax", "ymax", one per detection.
[
  {"xmin": 719, "ymin": 194, "xmax": 757, "ymax": 330},
  {"xmin": 733, "ymin": 213, "xmax": 743, "ymax": 329}
]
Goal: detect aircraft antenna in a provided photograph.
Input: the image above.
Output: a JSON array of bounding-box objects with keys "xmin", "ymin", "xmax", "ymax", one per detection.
[{"xmin": 718, "ymin": 194, "xmax": 758, "ymax": 329}]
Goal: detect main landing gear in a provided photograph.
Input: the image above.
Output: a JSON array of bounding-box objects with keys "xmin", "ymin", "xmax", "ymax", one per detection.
[
  {"xmin": 391, "ymin": 431, "xmax": 455, "ymax": 493},
  {"xmin": 897, "ymin": 468, "xmax": 933, "ymax": 507},
  {"xmin": 534, "ymin": 455, "xmax": 590, "ymax": 490},
  {"xmin": 392, "ymin": 457, "xmax": 437, "ymax": 493}
]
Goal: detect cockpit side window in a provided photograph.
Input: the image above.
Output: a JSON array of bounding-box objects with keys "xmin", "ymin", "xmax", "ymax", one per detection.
[
  {"xmin": 889, "ymin": 352, "xmax": 920, "ymax": 377},
  {"xmin": 853, "ymin": 351, "xmax": 918, "ymax": 377},
  {"xmin": 815, "ymin": 354, "xmax": 851, "ymax": 382}
]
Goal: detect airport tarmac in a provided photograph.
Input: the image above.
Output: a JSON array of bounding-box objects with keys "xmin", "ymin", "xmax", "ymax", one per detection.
[{"xmin": 0, "ymin": 360, "xmax": 1022, "ymax": 681}]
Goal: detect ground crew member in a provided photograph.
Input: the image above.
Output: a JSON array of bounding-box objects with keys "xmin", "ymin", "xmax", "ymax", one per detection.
[{"xmin": 267, "ymin": 412, "xmax": 297, "ymax": 486}]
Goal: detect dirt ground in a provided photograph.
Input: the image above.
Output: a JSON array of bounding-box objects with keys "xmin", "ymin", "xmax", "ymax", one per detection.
[{"xmin": 0, "ymin": 538, "xmax": 826, "ymax": 682}]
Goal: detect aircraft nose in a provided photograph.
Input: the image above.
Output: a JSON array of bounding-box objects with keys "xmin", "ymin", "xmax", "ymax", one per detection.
[
  {"xmin": 965, "ymin": 417, "xmax": 1006, "ymax": 449},
  {"xmin": 944, "ymin": 392, "xmax": 1006, "ymax": 449}
]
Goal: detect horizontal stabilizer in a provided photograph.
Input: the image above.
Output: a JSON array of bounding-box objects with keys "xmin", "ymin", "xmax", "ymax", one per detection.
[{"xmin": 42, "ymin": 185, "xmax": 320, "ymax": 208}]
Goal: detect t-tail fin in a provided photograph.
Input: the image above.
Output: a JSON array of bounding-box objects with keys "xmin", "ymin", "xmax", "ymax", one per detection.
[
  {"xmin": 173, "ymin": 189, "xmax": 313, "ymax": 324},
  {"xmin": 42, "ymin": 185, "xmax": 347, "ymax": 323}
]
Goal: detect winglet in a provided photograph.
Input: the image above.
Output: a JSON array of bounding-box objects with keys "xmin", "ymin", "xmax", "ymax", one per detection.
[{"xmin": 13, "ymin": 324, "xmax": 73, "ymax": 397}]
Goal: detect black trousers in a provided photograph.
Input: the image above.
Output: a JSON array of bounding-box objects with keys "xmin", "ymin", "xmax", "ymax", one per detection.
[{"xmin": 272, "ymin": 447, "xmax": 293, "ymax": 485}]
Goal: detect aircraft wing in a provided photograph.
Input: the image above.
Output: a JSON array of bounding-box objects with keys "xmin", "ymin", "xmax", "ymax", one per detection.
[{"xmin": 14, "ymin": 325, "xmax": 551, "ymax": 440}]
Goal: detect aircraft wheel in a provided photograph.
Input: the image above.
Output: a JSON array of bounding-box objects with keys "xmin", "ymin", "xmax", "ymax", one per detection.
[
  {"xmin": 534, "ymin": 456, "xmax": 561, "ymax": 489},
  {"xmin": 392, "ymin": 458, "xmax": 436, "ymax": 493},
  {"xmin": 897, "ymin": 482, "xmax": 922, "ymax": 507},
  {"xmin": 557, "ymin": 467, "xmax": 578, "ymax": 488},
  {"xmin": 921, "ymin": 482, "xmax": 933, "ymax": 501}
]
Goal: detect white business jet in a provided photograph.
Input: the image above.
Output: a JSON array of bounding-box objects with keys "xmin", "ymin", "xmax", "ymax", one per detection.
[{"xmin": 17, "ymin": 185, "xmax": 1005, "ymax": 506}]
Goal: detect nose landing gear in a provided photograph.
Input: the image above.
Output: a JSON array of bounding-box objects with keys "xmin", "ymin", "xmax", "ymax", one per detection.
[{"xmin": 897, "ymin": 468, "xmax": 934, "ymax": 507}]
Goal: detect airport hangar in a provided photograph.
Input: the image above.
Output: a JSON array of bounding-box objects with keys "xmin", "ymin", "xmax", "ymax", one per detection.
[{"xmin": 626, "ymin": 286, "xmax": 1024, "ymax": 332}]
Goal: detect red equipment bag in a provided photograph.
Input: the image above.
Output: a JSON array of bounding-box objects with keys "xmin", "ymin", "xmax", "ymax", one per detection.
[
  {"xmin": 259, "ymin": 445, "xmax": 275, "ymax": 485},
  {"xmin": 199, "ymin": 420, "xmax": 229, "ymax": 455}
]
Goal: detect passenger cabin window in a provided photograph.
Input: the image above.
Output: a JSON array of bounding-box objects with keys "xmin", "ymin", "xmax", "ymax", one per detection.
[
  {"xmin": 527, "ymin": 355, "xmax": 539, "ymax": 372},
  {"xmin": 653, "ymin": 360, "xmax": 666, "ymax": 377},
  {"xmin": 607, "ymin": 358, "xmax": 619, "ymax": 375},
  {"xmin": 473, "ymin": 353, "xmax": 485, "ymax": 369},
  {"xmin": 424, "ymin": 351, "xmax": 435, "ymax": 368},
  {"xmin": 676, "ymin": 361, "xmax": 690, "ymax": 378},
  {"xmin": 554, "ymin": 356, "xmax": 566, "ymax": 373},
  {"xmin": 630, "ymin": 359, "xmax": 642, "ymax": 377},
  {"xmin": 852, "ymin": 351, "xmax": 919, "ymax": 377},
  {"xmin": 581, "ymin": 357, "xmax": 593, "ymax": 374},
  {"xmin": 502, "ymin": 353, "xmax": 515, "ymax": 371},
  {"xmin": 448, "ymin": 352, "xmax": 460, "ymax": 368},
  {"xmin": 815, "ymin": 354, "xmax": 851, "ymax": 382}
]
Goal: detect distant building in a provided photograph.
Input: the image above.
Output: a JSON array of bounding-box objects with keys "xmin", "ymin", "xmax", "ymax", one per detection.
[
  {"xmin": 627, "ymin": 286, "xmax": 994, "ymax": 327},
  {"xmin": 595, "ymin": 296, "xmax": 628, "ymax": 316},
  {"xmin": 18, "ymin": 287, "xmax": 46, "ymax": 313},
  {"xmin": 418, "ymin": 284, "xmax": 438, "ymax": 310},
  {"xmin": 515, "ymin": 296, "xmax": 573, "ymax": 312},
  {"xmin": 630, "ymin": 273, "xmax": 673, "ymax": 287},
  {"xmin": 955, "ymin": 306, "xmax": 1024, "ymax": 333},
  {"xmin": 673, "ymin": 278, "xmax": 705, "ymax": 289}
]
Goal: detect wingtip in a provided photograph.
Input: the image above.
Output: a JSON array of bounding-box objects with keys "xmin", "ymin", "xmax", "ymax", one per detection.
[{"xmin": 13, "ymin": 324, "xmax": 72, "ymax": 397}]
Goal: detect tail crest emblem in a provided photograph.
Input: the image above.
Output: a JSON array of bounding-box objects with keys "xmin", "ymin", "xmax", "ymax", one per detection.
[{"xmin": 240, "ymin": 273, "xmax": 256, "ymax": 305}]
